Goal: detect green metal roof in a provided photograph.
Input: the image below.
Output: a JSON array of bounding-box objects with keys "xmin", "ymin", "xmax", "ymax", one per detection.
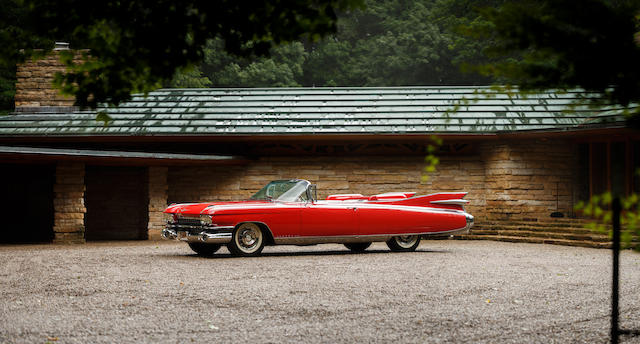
[{"xmin": 0, "ymin": 87, "xmax": 629, "ymax": 137}]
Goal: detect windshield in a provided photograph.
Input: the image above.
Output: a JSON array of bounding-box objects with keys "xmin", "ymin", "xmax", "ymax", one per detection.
[{"xmin": 249, "ymin": 180, "xmax": 310, "ymax": 202}]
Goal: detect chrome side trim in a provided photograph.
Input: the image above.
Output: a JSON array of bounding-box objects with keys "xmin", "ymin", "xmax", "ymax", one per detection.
[
  {"xmin": 430, "ymin": 199, "xmax": 470, "ymax": 205},
  {"xmin": 274, "ymin": 235, "xmax": 394, "ymax": 245},
  {"xmin": 273, "ymin": 222, "xmax": 474, "ymax": 245},
  {"xmin": 421, "ymin": 213, "xmax": 474, "ymax": 237}
]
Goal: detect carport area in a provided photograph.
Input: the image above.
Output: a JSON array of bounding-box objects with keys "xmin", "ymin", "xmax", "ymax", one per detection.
[
  {"xmin": 0, "ymin": 163, "xmax": 55, "ymax": 243},
  {"xmin": 0, "ymin": 146, "xmax": 247, "ymax": 243},
  {"xmin": 0, "ymin": 240, "xmax": 639, "ymax": 343}
]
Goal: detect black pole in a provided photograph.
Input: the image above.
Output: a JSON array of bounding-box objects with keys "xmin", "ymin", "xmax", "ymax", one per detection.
[{"xmin": 611, "ymin": 197, "xmax": 621, "ymax": 344}]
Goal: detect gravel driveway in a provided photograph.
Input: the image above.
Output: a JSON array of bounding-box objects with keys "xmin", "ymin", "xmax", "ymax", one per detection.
[{"xmin": 1, "ymin": 240, "xmax": 639, "ymax": 344}]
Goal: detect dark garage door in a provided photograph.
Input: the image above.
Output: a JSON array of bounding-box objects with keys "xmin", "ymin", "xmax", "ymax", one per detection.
[
  {"xmin": 0, "ymin": 163, "xmax": 55, "ymax": 243},
  {"xmin": 85, "ymin": 166, "xmax": 148, "ymax": 240}
]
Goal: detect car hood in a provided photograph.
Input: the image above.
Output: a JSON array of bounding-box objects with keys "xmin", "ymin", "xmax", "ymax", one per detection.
[{"xmin": 164, "ymin": 201, "xmax": 271, "ymax": 215}]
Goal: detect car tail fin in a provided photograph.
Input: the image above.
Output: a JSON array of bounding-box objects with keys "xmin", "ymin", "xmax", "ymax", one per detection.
[{"xmin": 425, "ymin": 192, "xmax": 469, "ymax": 211}]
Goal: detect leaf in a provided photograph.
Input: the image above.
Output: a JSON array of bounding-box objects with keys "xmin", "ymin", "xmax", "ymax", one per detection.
[{"xmin": 95, "ymin": 111, "xmax": 112, "ymax": 127}]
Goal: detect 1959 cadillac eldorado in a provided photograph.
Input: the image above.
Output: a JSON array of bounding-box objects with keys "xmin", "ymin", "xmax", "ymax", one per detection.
[{"xmin": 162, "ymin": 179, "xmax": 474, "ymax": 256}]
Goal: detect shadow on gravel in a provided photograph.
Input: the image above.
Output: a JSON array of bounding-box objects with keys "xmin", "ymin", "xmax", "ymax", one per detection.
[{"xmin": 161, "ymin": 248, "xmax": 449, "ymax": 259}]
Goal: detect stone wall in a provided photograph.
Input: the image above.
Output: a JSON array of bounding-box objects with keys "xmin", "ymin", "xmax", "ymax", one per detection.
[
  {"xmin": 167, "ymin": 139, "xmax": 583, "ymax": 225},
  {"xmin": 15, "ymin": 50, "xmax": 82, "ymax": 111},
  {"xmin": 53, "ymin": 163, "xmax": 86, "ymax": 243},
  {"xmin": 148, "ymin": 167, "xmax": 168, "ymax": 239},
  {"xmin": 41, "ymin": 138, "xmax": 584, "ymax": 244},
  {"xmin": 168, "ymin": 154, "xmax": 486, "ymax": 220},
  {"xmin": 480, "ymin": 139, "xmax": 579, "ymax": 221}
]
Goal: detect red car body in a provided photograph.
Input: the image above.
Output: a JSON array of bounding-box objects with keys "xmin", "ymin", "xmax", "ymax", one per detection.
[{"xmin": 162, "ymin": 179, "xmax": 473, "ymax": 256}]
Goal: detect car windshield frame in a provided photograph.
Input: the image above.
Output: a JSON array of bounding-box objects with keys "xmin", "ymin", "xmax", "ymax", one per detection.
[{"xmin": 249, "ymin": 180, "xmax": 311, "ymax": 202}]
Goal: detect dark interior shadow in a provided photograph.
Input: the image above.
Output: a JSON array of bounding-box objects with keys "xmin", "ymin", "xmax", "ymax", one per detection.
[
  {"xmin": 157, "ymin": 247, "xmax": 449, "ymax": 259},
  {"xmin": 620, "ymin": 329, "xmax": 640, "ymax": 337}
]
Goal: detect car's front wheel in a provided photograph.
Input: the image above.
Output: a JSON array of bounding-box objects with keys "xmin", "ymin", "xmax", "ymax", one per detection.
[
  {"xmin": 344, "ymin": 242, "xmax": 372, "ymax": 252},
  {"xmin": 386, "ymin": 235, "xmax": 420, "ymax": 252},
  {"xmin": 227, "ymin": 222, "xmax": 265, "ymax": 257},
  {"xmin": 188, "ymin": 242, "xmax": 221, "ymax": 256}
]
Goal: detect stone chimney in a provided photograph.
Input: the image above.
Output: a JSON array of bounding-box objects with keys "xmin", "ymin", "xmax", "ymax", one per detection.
[{"xmin": 14, "ymin": 42, "xmax": 79, "ymax": 113}]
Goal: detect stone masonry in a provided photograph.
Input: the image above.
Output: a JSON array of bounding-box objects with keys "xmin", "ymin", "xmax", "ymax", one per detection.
[
  {"xmin": 53, "ymin": 163, "xmax": 86, "ymax": 243},
  {"xmin": 15, "ymin": 50, "xmax": 83, "ymax": 111},
  {"xmin": 147, "ymin": 167, "xmax": 168, "ymax": 239},
  {"xmin": 166, "ymin": 138, "xmax": 581, "ymax": 226},
  {"xmin": 168, "ymin": 154, "xmax": 485, "ymax": 222},
  {"xmin": 480, "ymin": 139, "xmax": 579, "ymax": 221}
]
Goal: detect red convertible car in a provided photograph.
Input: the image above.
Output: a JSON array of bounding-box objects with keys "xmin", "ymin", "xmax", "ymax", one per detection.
[{"xmin": 162, "ymin": 179, "xmax": 474, "ymax": 256}]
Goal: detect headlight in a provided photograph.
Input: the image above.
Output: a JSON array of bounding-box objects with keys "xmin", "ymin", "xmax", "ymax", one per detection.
[
  {"xmin": 163, "ymin": 213, "xmax": 175, "ymax": 223},
  {"xmin": 200, "ymin": 214, "xmax": 213, "ymax": 225}
]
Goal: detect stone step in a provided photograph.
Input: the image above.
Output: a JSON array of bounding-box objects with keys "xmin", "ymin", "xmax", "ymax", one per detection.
[
  {"xmin": 476, "ymin": 220, "xmax": 605, "ymax": 229},
  {"xmin": 457, "ymin": 234, "xmax": 612, "ymax": 249},
  {"xmin": 471, "ymin": 224, "xmax": 603, "ymax": 235},
  {"xmin": 468, "ymin": 229, "xmax": 610, "ymax": 242}
]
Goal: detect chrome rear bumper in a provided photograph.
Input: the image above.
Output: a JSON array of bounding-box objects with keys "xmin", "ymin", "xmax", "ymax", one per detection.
[
  {"xmin": 465, "ymin": 213, "xmax": 474, "ymax": 231},
  {"xmin": 162, "ymin": 225, "xmax": 234, "ymax": 244}
]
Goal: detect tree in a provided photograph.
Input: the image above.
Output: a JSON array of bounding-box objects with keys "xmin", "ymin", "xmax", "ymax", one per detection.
[
  {"xmin": 0, "ymin": 0, "xmax": 363, "ymax": 108},
  {"xmin": 175, "ymin": 0, "xmax": 498, "ymax": 88},
  {"xmin": 169, "ymin": 65, "xmax": 211, "ymax": 88},
  {"xmin": 200, "ymin": 38, "xmax": 307, "ymax": 87},
  {"xmin": 476, "ymin": 2, "xmax": 640, "ymax": 341},
  {"xmin": 474, "ymin": 0, "xmax": 640, "ymax": 248},
  {"xmin": 473, "ymin": 0, "xmax": 640, "ymax": 110},
  {"xmin": 0, "ymin": 65, "xmax": 14, "ymax": 116},
  {"xmin": 302, "ymin": 0, "xmax": 497, "ymax": 86}
]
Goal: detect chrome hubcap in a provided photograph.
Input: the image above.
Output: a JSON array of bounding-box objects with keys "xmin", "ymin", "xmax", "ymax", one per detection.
[
  {"xmin": 235, "ymin": 224, "xmax": 262, "ymax": 253},
  {"xmin": 240, "ymin": 229, "xmax": 257, "ymax": 247},
  {"xmin": 396, "ymin": 235, "xmax": 418, "ymax": 248}
]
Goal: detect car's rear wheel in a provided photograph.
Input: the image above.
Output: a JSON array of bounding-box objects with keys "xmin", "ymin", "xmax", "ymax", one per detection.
[
  {"xmin": 188, "ymin": 242, "xmax": 221, "ymax": 256},
  {"xmin": 386, "ymin": 235, "xmax": 420, "ymax": 252},
  {"xmin": 227, "ymin": 223, "xmax": 265, "ymax": 257},
  {"xmin": 344, "ymin": 242, "xmax": 372, "ymax": 252}
]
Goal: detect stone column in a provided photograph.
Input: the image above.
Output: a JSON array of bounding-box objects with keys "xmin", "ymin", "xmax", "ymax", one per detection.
[
  {"xmin": 148, "ymin": 167, "xmax": 168, "ymax": 240},
  {"xmin": 53, "ymin": 163, "xmax": 86, "ymax": 243}
]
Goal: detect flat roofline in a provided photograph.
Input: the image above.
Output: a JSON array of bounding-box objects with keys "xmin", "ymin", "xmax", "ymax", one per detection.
[
  {"xmin": 1, "ymin": 126, "xmax": 638, "ymax": 143},
  {"xmin": 0, "ymin": 146, "xmax": 249, "ymax": 166}
]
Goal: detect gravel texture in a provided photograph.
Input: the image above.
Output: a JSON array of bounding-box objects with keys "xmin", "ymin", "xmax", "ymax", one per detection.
[{"xmin": 1, "ymin": 240, "xmax": 639, "ymax": 344}]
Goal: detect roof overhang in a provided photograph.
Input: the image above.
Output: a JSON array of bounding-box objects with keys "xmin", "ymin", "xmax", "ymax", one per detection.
[{"xmin": 0, "ymin": 146, "xmax": 249, "ymax": 166}]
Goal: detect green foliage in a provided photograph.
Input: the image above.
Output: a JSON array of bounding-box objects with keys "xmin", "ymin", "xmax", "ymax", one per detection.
[
  {"xmin": 170, "ymin": 66, "xmax": 211, "ymax": 88},
  {"xmin": 421, "ymin": 136, "xmax": 443, "ymax": 183},
  {"xmin": 198, "ymin": 39, "xmax": 306, "ymax": 87},
  {"xmin": 176, "ymin": 0, "xmax": 497, "ymax": 88},
  {"xmin": 95, "ymin": 111, "xmax": 113, "ymax": 127},
  {"xmin": 0, "ymin": 0, "xmax": 364, "ymax": 109},
  {"xmin": 471, "ymin": 0, "xmax": 640, "ymax": 111},
  {"xmin": 303, "ymin": 0, "xmax": 496, "ymax": 86},
  {"xmin": 575, "ymin": 193, "xmax": 640, "ymax": 252},
  {"xmin": 0, "ymin": 65, "xmax": 15, "ymax": 115}
]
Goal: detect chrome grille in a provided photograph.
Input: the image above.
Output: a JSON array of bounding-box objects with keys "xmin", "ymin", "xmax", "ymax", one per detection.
[{"xmin": 176, "ymin": 217, "xmax": 201, "ymax": 226}]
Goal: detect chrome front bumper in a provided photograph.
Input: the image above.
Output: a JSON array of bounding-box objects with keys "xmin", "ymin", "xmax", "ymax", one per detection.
[{"xmin": 161, "ymin": 225, "xmax": 234, "ymax": 244}]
